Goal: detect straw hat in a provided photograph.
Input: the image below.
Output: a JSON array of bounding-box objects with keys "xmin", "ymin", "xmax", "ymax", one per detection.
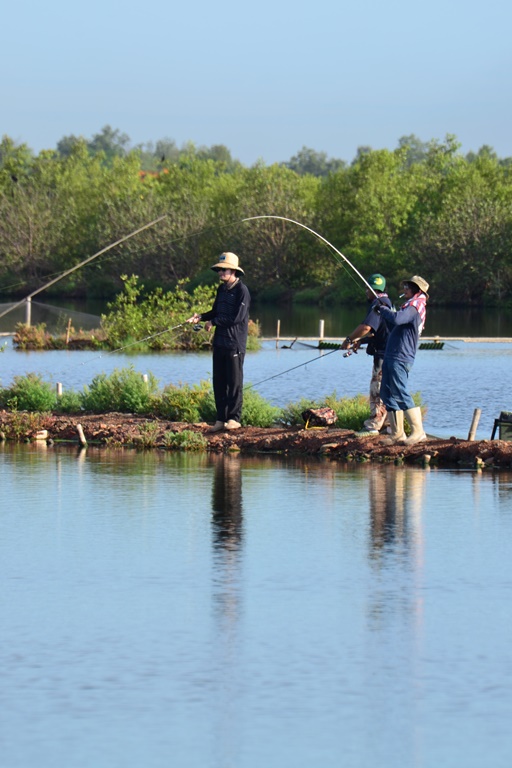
[
  {"xmin": 211, "ymin": 252, "xmax": 244, "ymax": 275},
  {"xmin": 405, "ymin": 275, "xmax": 429, "ymax": 296}
]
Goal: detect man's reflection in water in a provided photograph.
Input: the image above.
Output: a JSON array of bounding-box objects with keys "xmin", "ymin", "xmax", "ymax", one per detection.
[
  {"xmin": 211, "ymin": 454, "xmax": 244, "ymax": 554},
  {"xmin": 368, "ymin": 465, "xmax": 426, "ymax": 562},
  {"xmin": 367, "ymin": 465, "xmax": 427, "ymax": 631},
  {"xmin": 210, "ymin": 454, "xmax": 244, "ymax": 767},
  {"xmin": 211, "ymin": 453, "xmax": 244, "ymax": 635}
]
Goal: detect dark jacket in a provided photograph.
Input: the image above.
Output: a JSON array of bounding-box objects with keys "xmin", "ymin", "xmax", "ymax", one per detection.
[
  {"xmin": 363, "ymin": 295, "xmax": 392, "ymax": 358},
  {"xmin": 200, "ymin": 280, "xmax": 251, "ymax": 352}
]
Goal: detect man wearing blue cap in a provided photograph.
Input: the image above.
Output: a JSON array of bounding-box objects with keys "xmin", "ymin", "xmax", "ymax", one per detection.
[{"xmin": 341, "ymin": 273, "xmax": 392, "ymax": 434}]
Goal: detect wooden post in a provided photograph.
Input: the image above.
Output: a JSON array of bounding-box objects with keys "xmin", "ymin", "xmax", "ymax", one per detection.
[
  {"xmin": 276, "ymin": 319, "xmax": 280, "ymax": 349},
  {"xmin": 142, "ymin": 373, "xmax": 148, "ymax": 385},
  {"xmin": 56, "ymin": 382, "xmax": 63, "ymax": 398},
  {"xmin": 467, "ymin": 408, "xmax": 482, "ymax": 441},
  {"xmin": 25, "ymin": 297, "xmax": 32, "ymax": 327},
  {"xmin": 319, "ymin": 319, "xmax": 325, "ymax": 341},
  {"xmin": 76, "ymin": 424, "xmax": 87, "ymax": 447},
  {"xmin": 66, "ymin": 318, "xmax": 72, "ymax": 344}
]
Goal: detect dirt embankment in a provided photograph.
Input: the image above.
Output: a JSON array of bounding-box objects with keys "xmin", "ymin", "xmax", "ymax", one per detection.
[{"xmin": 1, "ymin": 411, "xmax": 511, "ymax": 469}]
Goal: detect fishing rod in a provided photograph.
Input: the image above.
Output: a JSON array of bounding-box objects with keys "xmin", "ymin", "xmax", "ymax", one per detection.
[
  {"xmin": 77, "ymin": 321, "xmax": 204, "ymax": 366},
  {"xmin": 0, "ymin": 215, "xmax": 168, "ymax": 323}
]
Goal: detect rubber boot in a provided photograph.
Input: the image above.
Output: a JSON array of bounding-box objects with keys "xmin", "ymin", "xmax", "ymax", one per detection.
[
  {"xmin": 401, "ymin": 407, "xmax": 427, "ymax": 445},
  {"xmin": 381, "ymin": 410, "xmax": 405, "ymax": 445}
]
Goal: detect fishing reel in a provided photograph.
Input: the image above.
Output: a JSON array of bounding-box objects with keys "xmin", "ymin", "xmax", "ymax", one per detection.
[
  {"xmin": 342, "ymin": 338, "xmax": 358, "ymax": 358},
  {"xmin": 192, "ymin": 323, "xmax": 203, "ymax": 332}
]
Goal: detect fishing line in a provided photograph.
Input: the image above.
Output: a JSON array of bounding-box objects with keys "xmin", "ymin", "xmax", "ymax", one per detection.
[
  {"xmin": 76, "ymin": 323, "xmax": 204, "ymax": 367},
  {"xmin": 245, "ymin": 347, "xmax": 341, "ymax": 391}
]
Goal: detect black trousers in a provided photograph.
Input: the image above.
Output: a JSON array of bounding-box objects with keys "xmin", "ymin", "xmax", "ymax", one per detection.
[{"xmin": 212, "ymin": 347, "xmax": 245, "ymax": 422}]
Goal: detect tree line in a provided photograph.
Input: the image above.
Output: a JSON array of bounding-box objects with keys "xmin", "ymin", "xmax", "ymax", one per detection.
[{"xmin": 1, "ymin": 128, "xmax": 512, "ymax": 305}]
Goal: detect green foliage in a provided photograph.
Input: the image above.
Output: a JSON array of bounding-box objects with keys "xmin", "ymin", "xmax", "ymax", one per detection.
[
  {"xmin": 246, "ymin": 320, "xmax": 262, "ymax": 351},
  {"xmin": 277, "ymin": 392, "xmax": 373, "ymax": 430},
  {"xmin": 283, "ymin": 146, "xmax": 346, "ymax": 177},
  {"xmin": 278, "ymin": 397, "xmax": 319, "ymax": 426},
  {"xmin": 0, "ymin": 364, "xmax": 426, "ymax": 442},
  {"xmin": 100, "ymin": 275, "xmax": 220, "ymax": 350},
  {"xmin": 324, "ymin": 392, "xmax": 371, "ymax": 431},
  {"xmin": 2, "ymin": 130, "xmax": 512, "ymax": 305},
  {"xmin": 12, "ymin": 322, "xmax": 108, "ymax": 351},
  {"xmin": 13, "ymin": 323, "xmax": 54, "ymax": 350},
  {"xmin": 256, "ymin": 283, "xmax": 292, "ymax": 304},
  {"xmin": 81, "ymin": 366, "xmax": 160, "ymax": 413},
  {"xmin": 240, "ymin": 387, "xmax": 281, "ymax": 427},
  {"xmin": 0, "ymin": 373, "xmax": 57, "ymax": 411},
  {"xmin": 56, "ymin": 390, "xmax": 84, "ymax": 413},
  {"xmin": 0, "ymin": 411, "xmax": 48, "ymax": 441},
  {"xmin": 293, "ymin": 287, "xmax": 325, "ymax": 304},
  {"xmin": 135, "ymin": 421, "xmax": 160, "ymax": 449},
  {"xmin": 162, "ymin": 429, "xmax": 208, "ymax": 451},
  {"xmin": 155, "ymin": 380, "xmax": 213, "ymax": 423}
]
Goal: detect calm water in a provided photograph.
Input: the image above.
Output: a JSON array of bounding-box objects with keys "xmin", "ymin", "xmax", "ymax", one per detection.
[{"xmin": 2, "ymin": 445, "xmax": 512, "ymax": 768}]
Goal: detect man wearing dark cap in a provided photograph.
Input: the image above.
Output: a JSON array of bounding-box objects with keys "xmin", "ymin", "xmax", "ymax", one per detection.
[
  {"xmin": 187, "ymin": 252, "xmax": 251, "ymax": 432},
  {"xmin": 341, "ymin": 273, "xmax": 393, "ymax": 434}
]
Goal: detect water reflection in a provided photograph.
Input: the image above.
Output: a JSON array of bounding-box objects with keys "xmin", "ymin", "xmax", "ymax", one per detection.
[
  {"xmin": 211, "ymin": 455, "xmax": 244, "ymax": 553},
  {"xmin": 210, "ymin": 455, "xmax": 245, "ymax": 768},
  {"xmin": 368, "ymin": 465, "xmax": 427, "ymax": 562},
  {"xmin": 211, "ymin": 454, "xmax": 244, "ymax": 633},
  {"xmin": 366, "ymin": 465, "xmax": 427, "ymax": 650}
]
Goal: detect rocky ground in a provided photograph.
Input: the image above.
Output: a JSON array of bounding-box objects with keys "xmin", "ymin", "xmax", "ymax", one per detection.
[{"xmin": 1, "ymin": 410, "xmax": 512, "ymax": 469}]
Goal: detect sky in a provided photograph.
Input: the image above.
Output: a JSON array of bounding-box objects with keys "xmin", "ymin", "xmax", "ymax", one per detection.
[{"xmin": 3, "ymin": 0, "xmax": 512, "ymax": 165}]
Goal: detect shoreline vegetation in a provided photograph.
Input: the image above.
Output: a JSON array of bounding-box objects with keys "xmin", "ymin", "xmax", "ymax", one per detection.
[
  {"xmin": 0, "ymin": 369, "xmax": 377, "ymax": 429},
  {"xmin": 2, "ymin": 369, "xmax": 512, "ymax": 469},
  {"xmin": 12, "ymin": 276, "xmax": 262, "ymax": 352}
]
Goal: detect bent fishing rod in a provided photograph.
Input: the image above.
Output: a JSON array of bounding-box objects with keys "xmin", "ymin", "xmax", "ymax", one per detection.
[
  {"xmin": 1, "ymin": 213, "xmax": 374, "ymax": 325},
  {"xmin": 241, "ymin": 215, "xmax": 381, "ymax": 301}
]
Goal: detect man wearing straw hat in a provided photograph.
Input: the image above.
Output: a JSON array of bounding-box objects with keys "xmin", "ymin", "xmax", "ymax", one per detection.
[
  {"xmin": 187, "ymin": 252, "xmax": 251, "ymax": 432},
  {"xmin": 376, "ymin": 275, "xmax": 429, "ymax": 445}
]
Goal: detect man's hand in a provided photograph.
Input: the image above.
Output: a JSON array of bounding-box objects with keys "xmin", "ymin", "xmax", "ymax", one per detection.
[
  {"xmin": 205, "ymin": 321, "xmax": 213, "ymax": 332},
  {"xmin": 186, "ymin": 313, "xmax": 201, "ymax": 324}
]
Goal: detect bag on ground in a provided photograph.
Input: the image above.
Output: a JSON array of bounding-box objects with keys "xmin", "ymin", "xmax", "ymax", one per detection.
[{"xmin": 301, "ymin": 407, "xmax": 338, "ymax": 427}]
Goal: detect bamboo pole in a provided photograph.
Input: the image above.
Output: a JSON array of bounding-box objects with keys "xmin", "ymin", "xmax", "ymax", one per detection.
[
  {"xmin": 76, "ymin": 424, "xmax": 87, "ymax": 447},
  {"xmin": 467, "ymin": 408, "xmax": 482, "ymax": 441}
]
